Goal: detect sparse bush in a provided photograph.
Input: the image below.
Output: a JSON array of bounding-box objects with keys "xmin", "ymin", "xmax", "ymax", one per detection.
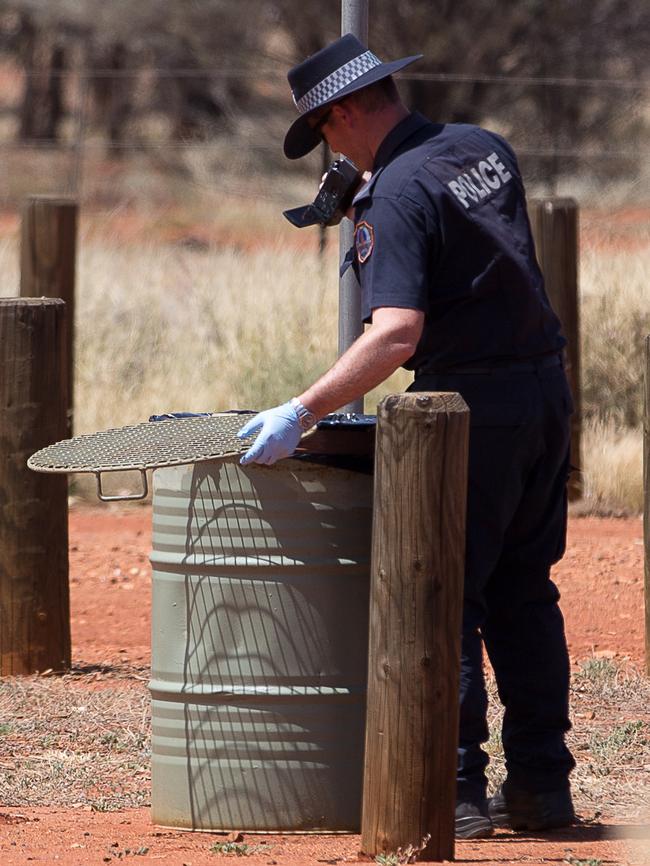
[
  {"xmin": 210, "ymin": 841, "xmax": 270, "ymax": 856},
  {"xmin": 581, "ymin": 247, "xmax": 650, "ymax": 428},
  {"xmin": 589, "ymin": 720, "xmax": 647, "ymax": 761},
  {"xmin": 579, "ymin": 419, "xmax": 643, "ymax": 514},
  {"xmin": 576, "ymin": 244, "xmax": 648, "ymax": 514},
  {"xmin": 577, "ymin": 656, "xmax": 619, "ymax": 686},
  {"xmin": 374, "ymin": 835, "xmax": 431, "ymax": 865}
]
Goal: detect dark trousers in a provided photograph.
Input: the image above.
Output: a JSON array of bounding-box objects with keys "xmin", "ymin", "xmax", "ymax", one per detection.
[{"xmin": 410, "ymin": 360, "xmax": 576, "ymax": 803}]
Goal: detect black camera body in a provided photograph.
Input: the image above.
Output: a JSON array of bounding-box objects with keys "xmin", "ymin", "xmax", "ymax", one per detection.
[{"xmin": 283, "ymin": 157, "xmax": 362, "ymax": 228}]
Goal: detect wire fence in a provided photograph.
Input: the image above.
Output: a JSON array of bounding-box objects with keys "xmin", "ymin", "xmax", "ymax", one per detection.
[
  {"xmin": 0, "ymin": 65, "xmax": 647, "ymax": 214},
  {"xmin": 15, "ymin": 67, "xmax": 650, "ymax": 88}
]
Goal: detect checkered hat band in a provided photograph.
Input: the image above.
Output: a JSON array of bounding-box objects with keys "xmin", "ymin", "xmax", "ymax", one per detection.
[{"xmin": 295, "ymin": 50, "xmax": 382, "ymax": 114}]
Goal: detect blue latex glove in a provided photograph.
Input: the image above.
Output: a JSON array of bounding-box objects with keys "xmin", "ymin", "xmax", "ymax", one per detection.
[{"xmin": 237, "ymin": 402, "xmax": 303, "ymax": 466}]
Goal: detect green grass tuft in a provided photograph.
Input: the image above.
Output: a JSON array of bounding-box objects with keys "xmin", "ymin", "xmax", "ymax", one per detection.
[
  {"xmin": 210, "ymin": 841, "xmax": 270, "ymax": 856},
  {"xmin": 589, "ymin": 720, "xmax": 647, "ymax": 760}
]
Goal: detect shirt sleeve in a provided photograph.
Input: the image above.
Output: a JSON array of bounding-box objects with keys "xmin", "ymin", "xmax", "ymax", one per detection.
[{"xmin": 355, "ymin": 194, "xmax": 436, "ymax": 323}]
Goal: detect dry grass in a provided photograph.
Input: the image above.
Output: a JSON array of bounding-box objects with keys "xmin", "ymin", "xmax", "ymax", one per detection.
[
  {"xmin": 0, "ymin": 667, "xmax": 150, "ymax": 811},
  {"xmin": 73, "ymin": 234, "xmax": 411, "ymax": 433},
  {"xmin": 578, "ymin": 420, "xmax": 643, "ymax": 515},
  {"xmin": 484, "ymin": 657, "xmax": 650, "ymax": 823},
  {"xmin": 568, "ymin": 658, "xmax": 650, "ymax": 822},
  {"xmin": 75, "ymin": 240, "xmax": 339, "ymax": 432},
  {"xmin": 0, "ymin": 659, "xmax": 648, "ymax": 821},
  {"xmin": 576, "ymin": 245, "xmax": 649, "ymax": 515},
  {"xmin": 580, "ymin": 246, "xmax": 650, "ymax": 428}
]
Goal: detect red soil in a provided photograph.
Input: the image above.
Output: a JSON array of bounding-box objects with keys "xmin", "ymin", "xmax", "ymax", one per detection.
[
  {"xmin": 0, "ymin": 508, "xmax": 645, "ymax": 865},
  {"xmin": 67, "ymin": 507, "xmax": 646, "ymax": 671}
]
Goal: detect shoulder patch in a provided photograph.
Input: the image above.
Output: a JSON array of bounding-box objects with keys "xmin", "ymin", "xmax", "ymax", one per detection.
[{"xmin": 354, "ymin": 221, "xmax": 374, "ymax": 263}]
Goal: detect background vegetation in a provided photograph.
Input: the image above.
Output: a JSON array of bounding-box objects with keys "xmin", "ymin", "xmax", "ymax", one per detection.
[
  {"xmin": 0, "ymin": 0, "xmax": 646, "ymax": 200},
  {"xmin": 0, "ymin": 0, "xmax": 646, "ymax": 512}
]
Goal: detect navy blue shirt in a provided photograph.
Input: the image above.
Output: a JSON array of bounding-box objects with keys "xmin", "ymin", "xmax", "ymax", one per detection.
[{"xmin": 348, "ymin": 112, "xmax": 565, "ymax": 372}]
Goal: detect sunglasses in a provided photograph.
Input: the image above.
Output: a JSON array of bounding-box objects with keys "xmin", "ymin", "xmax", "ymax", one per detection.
[{"xmin": 311, "ymin": 107, "xmax": 333, "ymax": 138}]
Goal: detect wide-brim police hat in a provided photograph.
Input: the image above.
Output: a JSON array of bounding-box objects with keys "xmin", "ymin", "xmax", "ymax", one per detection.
[{"xmin": 284, "ymin": 34, "xmax": 422, "ymax": 160}]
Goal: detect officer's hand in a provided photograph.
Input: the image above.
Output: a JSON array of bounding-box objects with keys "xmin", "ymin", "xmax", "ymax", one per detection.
[
  {"xmin": 344, "ymin": 171, "xmax": 371, "ymax": 221},
  {"xmin": 320, "ymin": 170, "xmax": 371, "ymax": 189},
  {"xmin": 237, "ymin": 402, "xmax": 303, "ymax": 466}
]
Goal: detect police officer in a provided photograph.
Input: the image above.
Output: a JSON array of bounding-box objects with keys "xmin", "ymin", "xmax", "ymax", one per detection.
[{"xmin": 238, "ymin": 34, "xmax": 576, "ymax": 839}]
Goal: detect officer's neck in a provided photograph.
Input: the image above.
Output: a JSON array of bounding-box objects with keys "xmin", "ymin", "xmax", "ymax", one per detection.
[{"xmin": 364, "ymin": 102, "xmax": 410, "ymax": 166}]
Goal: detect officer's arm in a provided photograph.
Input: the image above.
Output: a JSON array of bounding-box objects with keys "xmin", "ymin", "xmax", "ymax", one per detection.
[{"xmin": 296, "ymin": 305, "xmax": 424, "ymax": 420}]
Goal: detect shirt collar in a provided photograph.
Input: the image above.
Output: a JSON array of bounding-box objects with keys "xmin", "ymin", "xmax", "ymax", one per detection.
[{"xmin": 372, "ymin": 111, "xmax": 433, "ymax": 171}]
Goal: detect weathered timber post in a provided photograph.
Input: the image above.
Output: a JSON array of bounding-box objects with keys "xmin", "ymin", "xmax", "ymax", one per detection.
[
  {"xmin": 0, "ymin": 298, "xmax": 70, "ymax": 674},
  {"xmin": 643, "ymin": 337, "xmax": 650, "ymax": 675},
  {"xmin": 20, "ymin": 195, "xmax": 77, "ymax": 436},
  {"xmin": 530, "ymin": 198, "xmax": 581, "ymax": 499},
  {"xmin": 362, "ymin": 392, "xmax": 469, "ymax": 862}
]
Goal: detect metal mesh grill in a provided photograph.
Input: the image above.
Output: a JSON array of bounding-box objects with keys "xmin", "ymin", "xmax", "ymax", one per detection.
[{"xmin": 28, "ymin": 413, "xmax": 258, "ymax": 474}]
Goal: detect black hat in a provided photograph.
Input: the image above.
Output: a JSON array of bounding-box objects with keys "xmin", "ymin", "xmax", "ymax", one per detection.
[{"xmin": 284, "ymin": 34, "xmax": 422, "ymax": 160}]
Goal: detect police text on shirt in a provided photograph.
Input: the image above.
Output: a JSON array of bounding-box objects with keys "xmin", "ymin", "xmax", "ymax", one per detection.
[{"xmin": 447, "ymin": 151, "xmax": 512, "ymax": 210}]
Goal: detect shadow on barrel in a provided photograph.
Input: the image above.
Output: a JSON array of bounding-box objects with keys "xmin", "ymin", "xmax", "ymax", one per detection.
[{"xmin": 150, "ymin": 456, "xmax": 372, "ymax": 831}]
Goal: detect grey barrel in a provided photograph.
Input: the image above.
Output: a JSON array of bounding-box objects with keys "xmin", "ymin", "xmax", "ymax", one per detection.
[{"xmin": 149, "ymin": 456, "xmax": 372, "ymax": 831}]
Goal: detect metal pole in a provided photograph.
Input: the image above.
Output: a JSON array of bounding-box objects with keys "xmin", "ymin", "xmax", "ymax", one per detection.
[{"xmin": 339, "ymin": 0, "xmax": 368, "ymax": 414}]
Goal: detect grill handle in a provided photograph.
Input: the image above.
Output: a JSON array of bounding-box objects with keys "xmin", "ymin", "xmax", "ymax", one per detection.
[{"xmin": 95, "ymin": 469, "xmax": 149, "ymax": 502}]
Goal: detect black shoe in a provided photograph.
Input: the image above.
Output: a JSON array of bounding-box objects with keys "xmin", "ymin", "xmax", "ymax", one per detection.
[
  {"xmin": 455, "ymin": 801, "xmax": 494, "ymax": 839},
  {"xmin": 488, "ymin": 782, "xmax": 575, "ymax": 831}
]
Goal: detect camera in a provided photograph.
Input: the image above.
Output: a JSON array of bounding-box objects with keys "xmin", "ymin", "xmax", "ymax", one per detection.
[{"xmin": 283, "ymin": 157, "xmax": 362, "ymax": 228}]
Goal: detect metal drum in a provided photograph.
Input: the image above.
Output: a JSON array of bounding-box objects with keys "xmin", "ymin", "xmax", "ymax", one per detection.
[{"xmin": 149, "ymin": 456, "xmax": 372, "ymax": 831}]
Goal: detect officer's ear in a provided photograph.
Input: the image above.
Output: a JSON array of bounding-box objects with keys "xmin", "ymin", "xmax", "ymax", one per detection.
[{"xmin": 332, "ymin": 97, "xmax": 358, "ymax": 129}]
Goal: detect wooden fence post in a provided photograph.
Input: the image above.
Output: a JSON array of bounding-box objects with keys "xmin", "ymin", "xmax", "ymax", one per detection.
[
  {"xmin": 530, "ymin": 198, "xmax": 581, "ymax": 499},
  {"xmin": 643, "ymin": 337, "xmax": 650, "ymax": 675},
  {"xmin": 362, "ymin": 392, "xmax": 469, "ymax": 862},
  {"xmin": 0, "ymin": 298, "xmax": 70, "ymax": 674},
  {"xmin": 20, "ymin": 195, "xmax": 77, "ymax": 437}
]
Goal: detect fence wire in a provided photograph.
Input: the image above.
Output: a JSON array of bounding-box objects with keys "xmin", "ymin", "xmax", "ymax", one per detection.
[{"xmin": 0, "ymin": 66, "xmax": 647, "ymax": 209}]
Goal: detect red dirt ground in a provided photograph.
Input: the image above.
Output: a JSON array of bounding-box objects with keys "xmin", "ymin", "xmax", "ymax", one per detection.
[
  {"xmin": 67, "ymin": 507, "xmax": 646, "ymax": 671},
  {"xmin": 0, "ymin": 508, "xmax": 646, "ymax": 865}
]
